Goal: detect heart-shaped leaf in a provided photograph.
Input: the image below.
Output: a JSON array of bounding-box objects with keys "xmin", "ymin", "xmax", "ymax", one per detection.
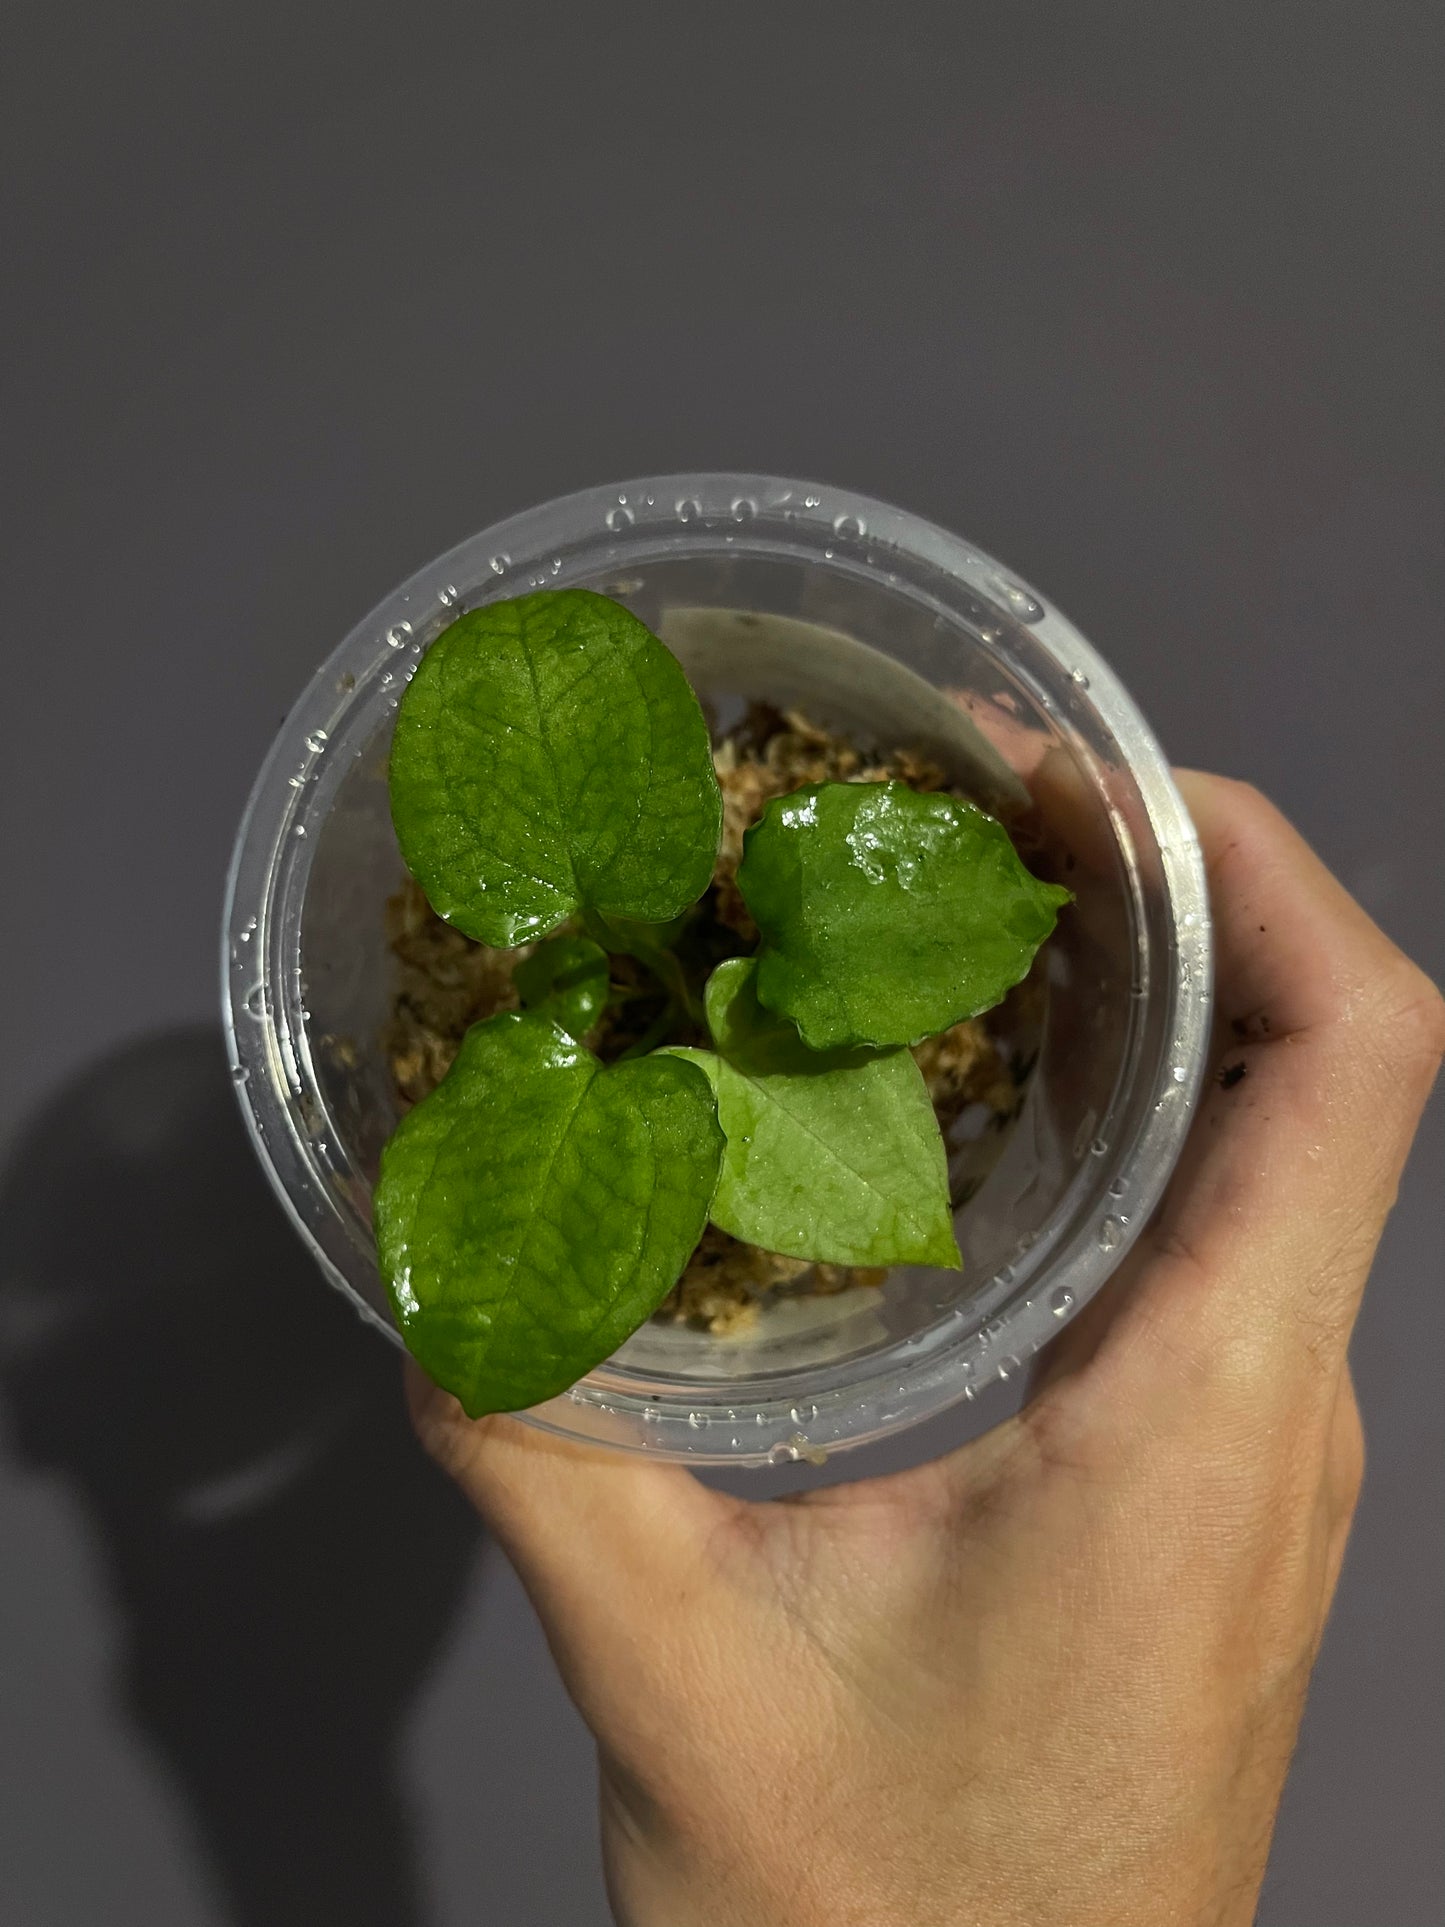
[
  {"xmin": 513, "ymin": 935, "xmax": 610, "ymax": 1040},
  {"xmin": 390, "ymin": 590, "xmax": 723, "ymax": 946},
  {"xmin": 375, "ymin": 1013, "xmax": 723, "ymax": 1416},
  {"xmin": 738, "ymin": 781, "xmax": 1070, "ymax": 1049},
  {"xmin": 669, "ymin": 959, "xmax": 959, "ymax": 1269}
]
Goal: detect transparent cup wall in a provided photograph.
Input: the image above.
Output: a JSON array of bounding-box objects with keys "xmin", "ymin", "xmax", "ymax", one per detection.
[{"xmin": 225, "ymin": 481, "xmax": 1210, "ymax": 1463}]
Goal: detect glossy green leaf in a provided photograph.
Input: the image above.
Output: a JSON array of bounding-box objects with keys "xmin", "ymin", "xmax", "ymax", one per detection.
[
  {"xmin": 390, "ymin": 590, "xmax": 722, "ymax": 946},
  {"xmin": 738, "ymin": 781, "xmax": 1071, "ymax": 1049},
  {"xmin": 513, "ymin": 935, "xmax": 610, "ymax": 1040},
  {"xmin": 668, "ymin": 959, "xmax": 959, "ymax": 1269},
  {"xmin": 375, "ymin": 1013, "xmax": 723, "ymax": 1416}
]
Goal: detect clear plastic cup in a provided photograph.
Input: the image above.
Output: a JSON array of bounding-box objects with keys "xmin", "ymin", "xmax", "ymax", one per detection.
[{"xmin": 222, "ymin": 476, "xmax": 1211, "ymax": 1464}]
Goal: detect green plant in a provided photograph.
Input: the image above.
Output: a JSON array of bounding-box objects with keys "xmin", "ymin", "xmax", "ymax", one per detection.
[{"xmin": 376, "ymin": 589, "xmax": 1070, "ymax": 1416}]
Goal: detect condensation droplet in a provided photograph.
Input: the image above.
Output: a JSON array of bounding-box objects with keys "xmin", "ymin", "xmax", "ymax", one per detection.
[
  {"xmin": 238, "ymin": 918, "xmax": 257, "ymax": 943},
  {"xmin": 489, "ymin": 553, "xmax": 510, "ymax": 575},
  {"xmin": 287, "ymin": 773, "xmax": 309, "ymax": 789},
  {"xmin": 1070, "ymin": 667, "xmax": 1090, "ymax": 687},
  {"xmin": 1090, "ymin": 1136, "xmax": 1108, "ymax": 1157},
  {"xmin": 1108, "ymin": 1176, "xmax": 1128, "ymax": 1197},
  {"xmin": 606, "ymin": 504, "xmax": 635, "ymax": 532},
  {"xmin": 1098, "ymin": 1216, "xmax": 1122, "ymax": 1251},
  {"xmin": 1050, "ymin": 1285, "xmax": 1075, "ymax": 1317},
  {"xmin": 686, "ymin": 1411, "xmax": 705, "ymax": 1430},
  {"xmin": 242, "ymin": 983, "xmax": 266, "ymax": 1020},
  {"xmin": 230, "ymin": 1063, "xmax": 249, "ymax": 1084},
  {"xmin": 832, "ymin": 513, "xmax": 866, "ymax": 540},
  {"xmin": 675, "ymin": 496, "xmax": 702, "ymax": 523},
  {"xmin": 802, "ymin": 494, "xmax": 821, "ymax": 508},
  {"xmin": 1172, "ymin": 1064, "xmax": 1188, "ymax": 1083},
  {"xmin": 997, "ymin": 1264, "xmax": 1015, "ymax": 1286},
  {"xmin": 305, "ymin": 728, "xmax": 329, "ymax": 754},
  {"xmin": 293, "ymin": 823, "xmax": 306, "ymax": 837},
  {"xmin": 768, "ymin": 1440, "xmax": 799, "ymax": 1465},
  {"xmin": 998, "ymin": 581, "xmax": 1044, "ymax": 622},
  {"xmin": 386, "ymin": 621, "xmax": 413, "ymax": 649},
  {"xmin": 438, "ymin": 583, "xmax": 461, "ymax": 608},
  {"xmin": 730, "ymin": 496, "xmax": 757, "ymax": 523},
  {"xmin": 997, "ymin": 1354, "xmax": 1022, "ymax": 1379}
]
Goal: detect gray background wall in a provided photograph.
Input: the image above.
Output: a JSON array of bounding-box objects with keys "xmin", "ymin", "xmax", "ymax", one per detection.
[{"xmin": 1, "ymin": 5, "xmax": 1440, "ymax": 1923}]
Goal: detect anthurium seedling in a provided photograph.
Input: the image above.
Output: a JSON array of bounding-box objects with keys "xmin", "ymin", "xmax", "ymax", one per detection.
[
  {"xmin": 666, "ymin": 959, "xmax": 960, "ymax": 1269},
  {"xmin": 389, "ymin": 589, "xmax": 722, "ymax": 944},
  {"xmin": 374, "ymin": 1014, "xmax": 723, "ymax": 1418},
  {"xmin": 737, "ymin": 781, "xmax": 1071, "ymax": 1049},
  {"xmin": 375, "ymin": 589, "xmax": 1069, "ymax": 1415},
  {"xmin": 513, "ymin": 934, "xmax": 611, "ymax": 1040}
]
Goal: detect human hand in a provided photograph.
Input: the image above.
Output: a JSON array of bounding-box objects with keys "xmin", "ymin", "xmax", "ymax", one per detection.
[{"xmin": 408, "ymin": 773, "xmax": 1443, "ymax": 1927}]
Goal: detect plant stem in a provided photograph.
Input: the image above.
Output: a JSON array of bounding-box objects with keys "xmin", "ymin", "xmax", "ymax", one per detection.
[
  {"xmin": 616, "ymin": 1000, "xmax": 683, "ymax": 1062},
  {"xmin": 583, "ymin": 911, "xmax": 704, "ymax": 1023}
]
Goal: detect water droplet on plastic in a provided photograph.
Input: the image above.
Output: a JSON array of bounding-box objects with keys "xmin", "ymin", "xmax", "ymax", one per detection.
[
  {"xmin": 438, "ymin": 583, "xmax": 461, "ymax": 608},
  {"xmin": 768, "ymin": 1440, "xmax": 799, "ymax": 1465},
  {"xmin": 489, "ymin": 553, "xmax": 510, "ymax": 575},
  {"xmin": 606, "ymin": 504, "xmax": 635, "ymax": 532},
  {"xmin": 1130, "ymin": 981, "xmax": 1147, "ymax": 1000},
  {"xmin": 386, "ymin": 621, "xmax": 412, "ymax": 649},
  {"xmin": 1098, "ymin": 1217, "xmax": 1122, "ymax": 1251},
  {"xmin": 686, "ymin": 1411, "xmax": 705, "ymax": 1430},
  {"xmin": 832, "ymin": 513, "xmax": 866, "ymax": 540},
  {"xmin": 230, "ymin": 1063, "xmax": 249, "ymax": 1085},
  {"xmin": 293, "ymin": 823, "xmax": 306, "ymax": 837},
  {"xmin": 238, "ymin": 918, "xmax": 257, "ymax": 944},
  {"xmin": 1172, "ymin": 1064, "xmax": 1188, "ymax": 1083},
  {"xmin": 1070, "ymin": 667, "xmax": 1090, "ymax": 687},
  {"xmin": 305, "ymin": 728, "xmax": 329, "ymax": 754},
  {"xmin": 675, "ymin": 496, "xmax": 702, "ymax": 523},
  {"xmin": 1108, "ymin": 1176, "xmax": 1128, "ymax": 1198},
  {"xmin": 242, "ymin": 983, "xmax": 266, "ymax": 1020},
  {"xmin": 997, "ymin": 1264, "xmax": 1015, "ymax": 1285},
  {"xmin": 998, "ymin": 581, "xmax": 1044, "ymax": 622},
  {"xmin": 730, "ymin": 496, "xmax": 757, "ymax": 523},
  {"xmin": 802, "ymin": 494, "xmax": 821, "ymax": 509},
  {"xmin": 287, "ymin": 773, "xmax": 309, "ymax": 789},
  {"xmin": 1050, "ymin": 1285, "xmax": 1074, "ymax": 1317},
  {"xmin": 1090, "ymin": 1136, "xmax": 1108, "ymax": 1157},
  {"xmin": 997, "ymin": 1354, "xmax": 1022, "ymax": 1379}
]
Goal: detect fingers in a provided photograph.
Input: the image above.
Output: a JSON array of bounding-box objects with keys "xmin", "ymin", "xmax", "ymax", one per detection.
[
  {"xmin": 1067, "ymin": 775, "xmax": 1442, "ymax": 1422},
  {"xmin": 406, "ymin": 1364, "xmax": 731, "ymax": 1636}
]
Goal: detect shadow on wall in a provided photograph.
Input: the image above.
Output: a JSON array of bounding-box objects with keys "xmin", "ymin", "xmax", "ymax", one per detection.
[{"xmin": 0, "ymin": 1029, "xmax": 482, "ymax": 1927}]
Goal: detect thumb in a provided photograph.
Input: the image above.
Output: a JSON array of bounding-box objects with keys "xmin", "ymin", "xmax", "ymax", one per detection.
[{"xmin": 406, "ymin": 1364, "xmax": 729, "ymax": 1650}]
